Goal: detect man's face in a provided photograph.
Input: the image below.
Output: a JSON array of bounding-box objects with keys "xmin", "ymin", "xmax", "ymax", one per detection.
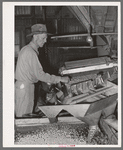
[{"xmin": 36, "ymin": 33, "xmax": 47, "ymax": 47}]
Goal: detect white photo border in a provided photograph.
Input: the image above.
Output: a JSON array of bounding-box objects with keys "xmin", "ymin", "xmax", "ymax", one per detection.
[{"xmin": 2, "ymin": 1, "xmax": 121, "ymax": 147}]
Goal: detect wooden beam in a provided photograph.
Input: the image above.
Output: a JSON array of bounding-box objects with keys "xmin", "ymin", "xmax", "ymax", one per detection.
[
  {"xmin": 67, "ymin": 6, "xmax": 90, "ymax": 32},
  {"xmin": 62, "ymin": 93, "xmax": 89, "ymax": 105},
  {"xmin": 112, "ymin": 7, "xmax": 117, "ymax": 32},
  {"xmin": 85, "ymin": 94, "xmax": 117, "ymax": 115},
  {"xmin": 51, "ymin": 32, "xmax": 117, "ymax": 39},
  {"xmin": 61, "ymin": 63, "xmax": 117, "ymax": 75},
  {"xmin": 77, "ymin": 6, "xmax": 94, "ymax": 29},
  {"xmin": 65, "ymin": 56, "xmax": 111, "ymax": 69},
  {"xmin": 77, "ymin": 6, "xmax": 91, "ymax": 24},
  {"xmin": 90, "ymin": 7, "xmax": 99, "ymax": 32},
  {"xmin": 15, "ymin": 116, "xmax": 84, "ymax": 127},
  {"xmin": 70, "ymin": 86, "xmax": 114, "ymax": 105},
  {"xmin": 57, "ymin": 46, "xmax": 97, "ymax": 49},
  {"xmin": 98, "ymin": 6, "xmax": 108, "ymax": 33}
]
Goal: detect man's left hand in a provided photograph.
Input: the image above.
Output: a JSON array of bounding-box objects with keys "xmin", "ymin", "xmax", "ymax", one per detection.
[{"xmin": 61, "ymin": 76, "xmax": 70, "ymax": 84}]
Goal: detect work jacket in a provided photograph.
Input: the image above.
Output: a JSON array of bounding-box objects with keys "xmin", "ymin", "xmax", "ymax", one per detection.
[{"xmin": 15, "ymin": 41, "xmax": 62, "ymax": 84}]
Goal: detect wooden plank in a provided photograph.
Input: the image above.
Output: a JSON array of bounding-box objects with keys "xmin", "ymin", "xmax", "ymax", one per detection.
[
  {"xmin": 62, "ymin": 63, "xmax": 117, "ymax": 75},
  {"xmin": 56, "ymin": 46, "xmax": 97, "ymax": 49},
  {"xmin": 51, "ymin": 32, "xmax": 117, "ymax": 39},
  {"xmin": 112, "ymin": 7, "xmax": 117, "ymax": 32},
  {"xmin": 15, "ymin": 116, "xmax": 83, "ymax": 127},
  {"xmin": 67, "ymin": 6, "xmax": 90, "ymax": 32},
  {"xmin": 62, "ymin": 93, "xmax": 89, "ymax": 104},
  {"xmin": 70, "ymin": 86, "xmax": 113, "ymax": 104},
  {"xmin": 85, "ymin": 94, "xmax": 117, "ymax": 115},
  {"xmin": 65, "ymin": 58, "xmax": 107, "ymax": 67},
  {"xmin": 78, "ymin": 6, "xmax": 91, "ymax": 24},
  {"xmin": 65, "ymin": 56, "xmax": 111, "ymax": 69},
  {"xmin": 102, "ymin": 7, "xmax": 108, "ymax": 29}
]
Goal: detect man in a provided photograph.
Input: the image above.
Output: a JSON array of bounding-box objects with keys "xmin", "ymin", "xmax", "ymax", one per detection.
[{"xmin": 15, "ymin": 24, "xmax": 69, "ymax": 117}]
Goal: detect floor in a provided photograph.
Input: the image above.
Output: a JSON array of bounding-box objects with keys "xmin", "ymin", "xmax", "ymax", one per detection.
[{"xmin": 15, "ymin": 121, "xmax": 110, "ymax": 146}]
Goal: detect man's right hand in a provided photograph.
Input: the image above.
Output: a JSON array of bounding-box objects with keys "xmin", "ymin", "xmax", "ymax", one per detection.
[{"xmin": 61, "ymin": 76, "xmax": 70, "ymax": 84}]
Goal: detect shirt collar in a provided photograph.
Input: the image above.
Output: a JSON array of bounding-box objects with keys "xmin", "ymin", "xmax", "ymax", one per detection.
[{"xmin": 29, "ymin": 41, "xmax": 39, "ymax": 55}]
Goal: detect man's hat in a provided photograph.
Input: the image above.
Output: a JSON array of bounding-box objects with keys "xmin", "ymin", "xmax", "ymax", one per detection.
[{"xmin": 26, "ymin": 24, "xmax": 51, "ymax": 37}]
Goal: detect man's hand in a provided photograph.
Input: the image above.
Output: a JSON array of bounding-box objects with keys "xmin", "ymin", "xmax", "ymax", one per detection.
[
  {"xmin": 61, "ymin": 76, "xmax": 70, "ymax": 84},
  {"xmin": 59, "ymin": 66, "xmax": 66, "ymax": 75}
]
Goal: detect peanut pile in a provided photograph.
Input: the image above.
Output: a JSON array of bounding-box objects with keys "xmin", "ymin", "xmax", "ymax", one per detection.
[{"xmin": 15, "ymin": 123, "xmax": 110, "ymax": 145}]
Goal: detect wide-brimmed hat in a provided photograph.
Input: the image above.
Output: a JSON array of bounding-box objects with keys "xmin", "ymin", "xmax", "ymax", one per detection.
[{"xmin": 26, "ymin": 24, "xmax": 51, "ymax": 37}]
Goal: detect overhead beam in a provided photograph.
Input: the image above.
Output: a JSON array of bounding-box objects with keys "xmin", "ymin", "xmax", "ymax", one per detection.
[
  {"xmin": 51, "ymin": 32, "xmax": 117, "ymax": 39},
  {"xmin": 112, "ymin": 7, "xmax": 117, "ymax": 32},
  {"xmin": 67, "ymin": 6, "xmax": 91, "ymax": 32},
  {"xmin": 99, "ymin": 6, "xmax": 108, "ymax": 33},
  {"xmin": 77, "ymin": 6, "xmax": 91, "ymax": 24}
]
